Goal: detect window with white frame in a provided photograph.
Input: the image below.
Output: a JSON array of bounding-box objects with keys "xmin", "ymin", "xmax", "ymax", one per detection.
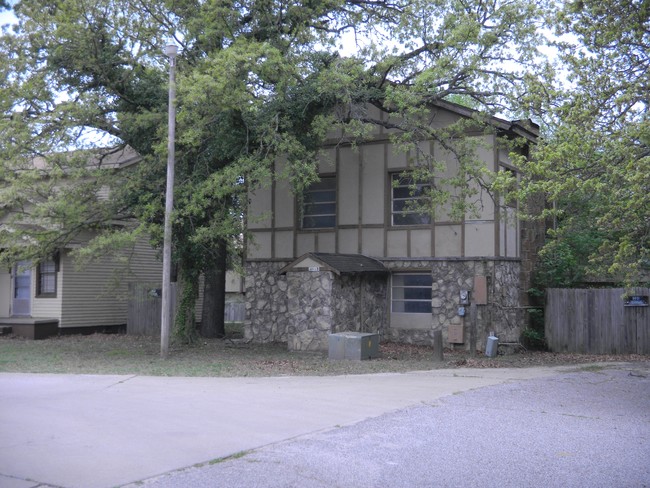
[
  {"xmin": 302, "ymin": 176, "xmax": 336, "ymax": 229},
  {"xmin": 391, "ymin": 174, "xmax": 431, "ymax": 226},
  {"xmin": 391, "ymin": 273, "xmax": 432, "ymax": 314}
]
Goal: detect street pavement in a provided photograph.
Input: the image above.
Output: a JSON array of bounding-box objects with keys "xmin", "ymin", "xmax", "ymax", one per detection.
[{"xmin": 0, "ymin": 362, "xmax": 648, "ymax": 488}]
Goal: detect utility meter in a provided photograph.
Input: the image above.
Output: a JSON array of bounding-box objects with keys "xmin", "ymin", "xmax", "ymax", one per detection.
[{"xmin": 459, "ymin": 289, "xmax": 470, "ymax": 305}]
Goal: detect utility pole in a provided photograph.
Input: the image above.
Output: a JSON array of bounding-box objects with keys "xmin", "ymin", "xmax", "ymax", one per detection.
[{"xmin": 161, "ymin": 42, "xmax": 177, "ymax": 359}]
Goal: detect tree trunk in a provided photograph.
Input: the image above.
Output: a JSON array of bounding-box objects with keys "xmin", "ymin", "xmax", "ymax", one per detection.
[
  {"xmin": 200, "ymin": 239, "xmax": 227, "ymax": 338},
  {"xmin": 174, "ymin": 263, "xmax": 199, "ymax": 344}
]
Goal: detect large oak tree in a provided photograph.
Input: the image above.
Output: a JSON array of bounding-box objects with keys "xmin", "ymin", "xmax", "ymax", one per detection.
[{"xmin": 0, "ymin": 0, "xmax": 553, "ymax": 344}]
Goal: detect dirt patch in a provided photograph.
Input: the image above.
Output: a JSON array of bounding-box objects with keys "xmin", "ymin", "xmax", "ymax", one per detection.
[
  {"xmin": 0, "ymin": 333, "xmax": 647, "ymax": 377},
  {"xmin": 380, "ymin": 341, "xmax": 648, "ymax": 368}
]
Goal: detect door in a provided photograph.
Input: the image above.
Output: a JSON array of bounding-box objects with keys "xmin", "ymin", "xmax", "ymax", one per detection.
[{"xmin": 12, "ymin": 261, "xmax": 31, "ymax": 316}]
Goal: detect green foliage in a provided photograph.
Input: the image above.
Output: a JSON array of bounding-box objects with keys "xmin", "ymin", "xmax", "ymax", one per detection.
[
  {"xmin": 0, "ymin": 0, "xmax": 553, "ymax": 260},
  {"xmin": 511, "ymin": 0, "xmax": 649, "ymax": 287},
  {"xmin": 521, "ymin": 326, "xmax": 547, "ymax": 351},
  {"xmin": 1, "ymin": 0, "xmax": 647, "ymax": 364},
  {"xmin": 534, "ymin": 221, "xmax": 604, "ymax": 289}
]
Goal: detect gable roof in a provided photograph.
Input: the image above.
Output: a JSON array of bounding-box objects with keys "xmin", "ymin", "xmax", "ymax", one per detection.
[
  {"xmin": 279, "ymin": 253, "xmax": 387, "ymax": 275},
  {"xmin": 430, "ymin": 99, "xmax": 539, "ymax": 142}
]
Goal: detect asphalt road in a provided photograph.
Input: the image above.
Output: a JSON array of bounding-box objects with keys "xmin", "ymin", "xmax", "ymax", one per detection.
[
  {"xmin": 1, "ymin": 363, "xmax": 648, "ymax": 488},
  {"xmin": 126, "ymin": 365, "xmax": 650, "ymax": 488}
]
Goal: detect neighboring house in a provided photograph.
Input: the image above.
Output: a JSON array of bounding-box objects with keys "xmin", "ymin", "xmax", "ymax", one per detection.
[
  {"xmin": 0, "ymin": 147, "xmax": 165, "ymax": 338},
  {"xmin": 0, "ymin": 238, "xmax": 164, "ymax": 338},
  {"xmin": 244, "ymin": 101, "xmax": 542, "ymax": 351},
  {"xmin": 0, "ymin": 147, "xmax": 246, "ymax": 339}
]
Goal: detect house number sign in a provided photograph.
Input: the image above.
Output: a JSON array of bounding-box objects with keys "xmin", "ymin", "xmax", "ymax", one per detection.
[
  {"xmin": 624, "ymin": 295, "xmax": 649, "ymax": 307},
  {"xmin": 308, "ymin": 266, "xmax": 320, "ymax": 272}
]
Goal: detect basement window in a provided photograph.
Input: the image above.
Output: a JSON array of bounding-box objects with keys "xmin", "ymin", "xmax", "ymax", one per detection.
[{"xmin": 391, "ymin": 273, "xmax": 432, "ymax": 314}]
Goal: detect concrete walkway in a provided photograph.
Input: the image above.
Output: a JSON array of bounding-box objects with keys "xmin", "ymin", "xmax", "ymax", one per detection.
[{"xmin": 0, "ymin": 364, "xmax": 647, "ymax": 488}]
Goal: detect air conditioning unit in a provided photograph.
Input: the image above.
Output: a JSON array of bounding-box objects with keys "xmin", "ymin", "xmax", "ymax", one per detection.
[{"xmin": 329, "ymin": 332, "xmax": 379, "ymax": 360}]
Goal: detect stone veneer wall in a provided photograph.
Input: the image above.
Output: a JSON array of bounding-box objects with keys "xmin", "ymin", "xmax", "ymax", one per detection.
[
  {"xmin": 284, "ymin": 271, "xmax": 388, "ymax": 351},
  {"xmin": 245, "ymin": 258, "xmax": 523, "ymax": 351},
  {"xmin": 244, "ymin": 261, "xmax": 292, "ymax": 343},
  {"xmin": 382, "ymin": 258, "xmax": 523, "ymax": 348},
  {"xmin": 244, "ymin": 262, "xmax": 388, "ymax": 351},
  {"xmin": 286, "ymin": 270, "xmax": 334, "ymax": 351},
  {"xmin": 331, "ymin": 274, "xmax": 388, "ymax": 336}
]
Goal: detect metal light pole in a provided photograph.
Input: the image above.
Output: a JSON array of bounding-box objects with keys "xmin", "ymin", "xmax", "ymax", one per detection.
[{"xmin": 161, "ymin": 42, "xmax": 177, "ymax": 359}]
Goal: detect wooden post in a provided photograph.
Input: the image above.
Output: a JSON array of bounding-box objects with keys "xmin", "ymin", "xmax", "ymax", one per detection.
[
  {"xmin": 433, "ymin": 329, "xmax": 444, "ymax": 362},
  {"xmin": 469, "ymin": 302, "xmax": 477, "ymax": 357}
]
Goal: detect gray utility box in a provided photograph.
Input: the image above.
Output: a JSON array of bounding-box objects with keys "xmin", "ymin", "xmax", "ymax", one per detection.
[{"xmin": 329, "ymin": 332, "xmax": 379, "ymax": 360}]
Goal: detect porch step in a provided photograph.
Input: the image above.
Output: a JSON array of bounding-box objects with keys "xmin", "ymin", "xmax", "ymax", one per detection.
[{"xmin": 0, "ymin": 319, "xmax": 59, "ymax": 340}]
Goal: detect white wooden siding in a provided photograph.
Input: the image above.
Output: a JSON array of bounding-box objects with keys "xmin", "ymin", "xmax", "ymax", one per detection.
[
  {"xmin": 31, "ymin": 263, "xmax": 63, "ymax": 319},
  {"xmin": 59, "ymin": 238, "xmax": 163, "ymax": 328}
]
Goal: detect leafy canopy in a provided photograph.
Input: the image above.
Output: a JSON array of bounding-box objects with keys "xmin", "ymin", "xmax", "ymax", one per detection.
[{"xmin": 512, "ymin": 0, "xmax": 649, "ymax": 286}]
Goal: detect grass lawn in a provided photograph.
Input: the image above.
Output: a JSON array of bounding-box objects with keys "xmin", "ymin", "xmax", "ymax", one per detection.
[{"xmin": 1, "ymin": 330, "xmax": 647, "ymax": 377}]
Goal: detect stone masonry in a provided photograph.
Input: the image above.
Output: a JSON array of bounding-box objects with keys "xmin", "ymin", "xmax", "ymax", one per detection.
[
  {"xmin": 245, "ymin": 258, "xmax": 523, "ymax": 351},
  {"xmin": 383, "ymin": 258, "xmax": 522, "ymax": 348},
  {"xmin": 244, "ymin": 261, "xmax": 292, "ymax": 343}
]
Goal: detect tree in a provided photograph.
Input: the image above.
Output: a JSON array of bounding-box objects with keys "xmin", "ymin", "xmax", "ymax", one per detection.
[
  {"xmin": 512, "ymin": 0, "xmax": 649, "ymax": 286},
  {"xmin": 1, "ymin": 0, "xmax": 553, "ymax": 345}
]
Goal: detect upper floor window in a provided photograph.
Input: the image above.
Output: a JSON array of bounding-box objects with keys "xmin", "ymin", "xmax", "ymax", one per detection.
[
  {"xmin": 391, "ymin": 174, "xmax": 431, "ymax": 226},
  {"xmin": 37, "ymin": 255, "xmax": 58, "ymax": 297},
  {"xmin": 391, "ymin": 273, "xmax": 432, "ymax": 314},
  {"xmin": 302, "ymin": 176, "xmax": 336, "ymax": 229},
  {"xmin": 499, "ymin": 165, "xmax": 518, "ymax": 208}
]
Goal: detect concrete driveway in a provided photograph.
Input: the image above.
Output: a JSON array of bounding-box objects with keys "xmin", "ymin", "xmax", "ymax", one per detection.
[{"xmin": 0, "ymin": 363, "xmax": 648, "ymax": 488}]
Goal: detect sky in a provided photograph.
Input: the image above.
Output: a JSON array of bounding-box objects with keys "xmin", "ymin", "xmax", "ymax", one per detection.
[{"xmin": 0, "ymin": 6, "xmax": 16, "ymax": 28}]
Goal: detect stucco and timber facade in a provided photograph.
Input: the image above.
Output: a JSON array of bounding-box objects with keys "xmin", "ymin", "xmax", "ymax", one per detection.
[{"xmin": 245, "ymin": 102, "xmax": 541, "ymax": 351}]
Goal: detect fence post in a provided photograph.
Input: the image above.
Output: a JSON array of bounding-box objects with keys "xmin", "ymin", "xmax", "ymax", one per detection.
[{"xmin": 433, "ymin": 329, "xmax": 444, "ymax": 362}]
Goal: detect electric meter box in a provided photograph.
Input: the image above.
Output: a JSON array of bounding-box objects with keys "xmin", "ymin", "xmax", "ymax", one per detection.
[{"xmin": 448, "ymin": 325, "xmax": 464, "ymax": 344}]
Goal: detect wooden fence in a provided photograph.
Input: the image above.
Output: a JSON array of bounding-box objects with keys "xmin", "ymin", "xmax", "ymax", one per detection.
[
  {"xmin": 127, "ymin": 283, "xmax": 245, "ymax": 336},
  {"xmin": 127, "ymin": 283, "xmax": 177, "ymax": 336},
  {"xmin": 545, "ymin": 288, "xmax": 650, "ymax": 355}
]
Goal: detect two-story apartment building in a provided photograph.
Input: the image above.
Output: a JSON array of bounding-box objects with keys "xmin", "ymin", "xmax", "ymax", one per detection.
[{"xmin": 244, "ymin": 101, "xmax": 541, "ymax": 351}]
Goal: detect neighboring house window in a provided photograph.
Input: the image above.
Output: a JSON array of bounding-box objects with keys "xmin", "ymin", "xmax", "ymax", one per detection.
[
  {"xmin": 391, "ymin": 174, "xmax": 431, "ymax": 226},
  {"xmin": 37, "ymin": 255, "xmax": 58, "ymax": 297},
  {"xmin": 391, "ymin": 273, "xmax": 432, "ymax": 314},
  {"xmin": 302, "ymin": 176, "xmax": 336, "ymax": 229}
]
